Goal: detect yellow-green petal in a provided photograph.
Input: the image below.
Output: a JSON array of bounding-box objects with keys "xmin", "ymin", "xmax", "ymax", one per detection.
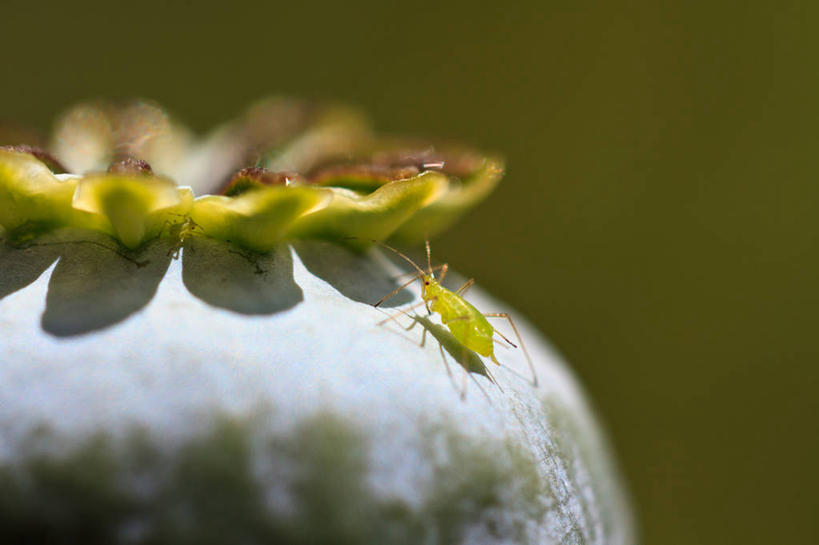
[
  {"xmin": 288, "ymin": 171, "xmax": 449, "ymax": 246},
  {"xmin": 389, "ymin": 156, "xmax": 504, "ymax": 244},
  {"xmin": 72, "ymin": 175, "xmax": 189, "ymax": 248},
  {"xmin": 0, "ymin": 149, "xmax": 85, "ymax": 237},
  {"xmin": 190, "ymin": 187, "xmax": 332, "ymax": 253}
]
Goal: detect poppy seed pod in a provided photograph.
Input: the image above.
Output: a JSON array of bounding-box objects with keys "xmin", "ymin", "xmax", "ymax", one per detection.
[{"xmin": 0, "ymin": 99, "xmax": 635, "ymax": 545}]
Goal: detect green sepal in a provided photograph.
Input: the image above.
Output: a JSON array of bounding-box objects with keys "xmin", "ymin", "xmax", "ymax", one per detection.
[
  {"xmin": 0, "ymin": 149, "xmax": 100, "ymax": 240},
  {"xmin": 190, "ymin": 187, "xmax": 332, "ymax": 253},
  {"xmin": 72, "ymin": 175, "xmax": 193, "ymax": 249},
  {"xmin": 288, "ymin": 171, "xmax": 448, "ymax": 247},
  {"xmin": 389, "ymin": 156, "xmax": 504, "ymax": 244}
]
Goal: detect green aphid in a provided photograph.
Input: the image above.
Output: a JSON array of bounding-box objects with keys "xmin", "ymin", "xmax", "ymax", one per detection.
[
  {"xmin": 160, "ymin": 213, "xmax": 204, "ymax": 259},
  {"xmin": 373, "ymin": 240, "xmax": 538, "ymax": 388}
]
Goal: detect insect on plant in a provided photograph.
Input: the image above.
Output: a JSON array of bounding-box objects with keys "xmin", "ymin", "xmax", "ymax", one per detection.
[
  {"xmin": 159, "ymin": 213, "xmax": 204, "ymax": 259},
  {"xmin": 371, "ymin": 239, "xmax": 538, "ymax": 389}
]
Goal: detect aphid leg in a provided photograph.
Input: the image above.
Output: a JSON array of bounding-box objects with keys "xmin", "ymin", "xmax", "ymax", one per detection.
[
  {"xmin": 493, "ymin": 329, "xmax": 518, "ymax": 349},
  {"xmin": 386, "ymin": 308, "xmax": 426, "ymax": 340},
  {"xmin": 455, "ymin": 278, "xmax": 474, "ymax": 296},
  {"xmin": 379, "ymin": 305, "xmax": 493, "ymax": 403},
  {"xmin": 377, "ymin": 304, "xmax": 429, "ymax": 351},
  {"xmin": 493, "ymin": 335, "xmax": 516, "ymax": 349},
  {"xmin": 374, "ymin": 310, "xmax": 425, "ymax": 348},
  {"xmin": 377, "ymin": 300, "xmax": 426, "ymax": 326},
  {"xmin": 380, "ymin": 296, "xmax": 438, "ymax": 317},
  {"xmin": 374, "ymin": 273, "xmax": 422, "ymax": 307},
  {"xmin": 423, "ymin": 296, "xmax": 438, "ymax": 316},
  {"xmin": 484, "ymin": 312, "xmax": 538, "ymax": 387}
]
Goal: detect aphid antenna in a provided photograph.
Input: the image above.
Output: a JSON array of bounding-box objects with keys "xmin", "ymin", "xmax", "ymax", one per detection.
[
  {"xmin": 390, "ymin": 262, "xmax": 449, "ymax": 283},
  {"xmin": 373, "ymin": 274, "xmax": 423, "ymax": 308},
  {"xmin": 424, "ymin": 235, "xmax": 433, "ymax": 275},
  {"xmin": 341, "ymin": 236, "xmax": 425, "ymax": 276}
]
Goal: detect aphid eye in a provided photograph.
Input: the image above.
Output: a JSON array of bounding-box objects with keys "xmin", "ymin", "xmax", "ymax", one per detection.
[{"xmin": 425, "ymin": 281, "xmax": 430, "ymax": 285}]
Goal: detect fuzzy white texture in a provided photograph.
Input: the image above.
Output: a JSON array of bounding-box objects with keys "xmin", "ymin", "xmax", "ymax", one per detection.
[{"xmin": 0, "ymin": 236, "xmax": 634, "ymax": 545}]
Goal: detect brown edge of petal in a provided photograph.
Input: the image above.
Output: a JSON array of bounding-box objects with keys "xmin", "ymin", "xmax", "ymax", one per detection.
[
  {"xmin": 221, "ymin": 167, "xmax": 306, "ymax": 197},
  {"xmin": 107, "ymin": 157, "xmax": 154, "ymax": 176},
  {"xmin": 308, "ymin": 163, "xmax": 421, "ymax": 185},
  {"xmin": 0, "ymin": 145, "xmax": 68, "ymax": 174},
  {"xmin": 305, "ymin": 144, "xmax": 484, "ymax": 185}
]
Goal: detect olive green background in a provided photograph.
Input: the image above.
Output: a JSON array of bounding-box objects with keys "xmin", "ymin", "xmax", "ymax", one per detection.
[{"xmin": 3, "ymin": 1, "xmax": 817, "ymax": 543}]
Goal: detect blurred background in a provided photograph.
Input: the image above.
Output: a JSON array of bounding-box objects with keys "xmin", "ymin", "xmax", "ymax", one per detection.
[{"xmin": 3, "ymin": 1, "xmax": 817, "ymax": 543}]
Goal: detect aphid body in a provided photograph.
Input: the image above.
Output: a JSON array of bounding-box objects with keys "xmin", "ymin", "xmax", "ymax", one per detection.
[
  {"xmin": 161, "ymin": 214, "xmax": 203, "ymax": 259},
  {"xmin": 422, "ymin": 276, "xmax": 496, "ymax": 362}
]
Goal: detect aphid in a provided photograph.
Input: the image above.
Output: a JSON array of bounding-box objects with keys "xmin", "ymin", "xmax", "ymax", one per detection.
[
  {"xmin": 372, "ymin": 239, "xmax": 538, "ymax": 388},
  {"xmin": 159, "ymin": 213, "xmax": 203, "ymax": 259}
]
